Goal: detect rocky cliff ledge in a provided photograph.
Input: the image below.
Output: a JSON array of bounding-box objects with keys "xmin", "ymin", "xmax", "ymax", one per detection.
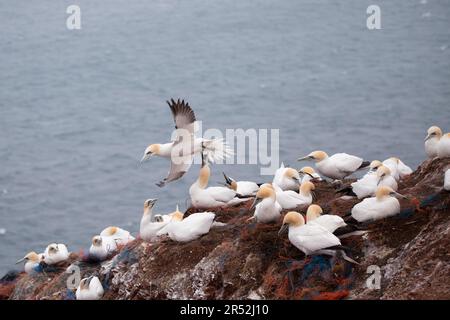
[{"xmin": 1, "ymin": 158, "xmax": 449, "ymax": 300}]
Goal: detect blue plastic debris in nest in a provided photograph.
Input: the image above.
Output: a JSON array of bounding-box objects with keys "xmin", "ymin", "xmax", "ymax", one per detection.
[{"xmin": 65, "ymin": 289, "xmax": 76, "ymax": 300}]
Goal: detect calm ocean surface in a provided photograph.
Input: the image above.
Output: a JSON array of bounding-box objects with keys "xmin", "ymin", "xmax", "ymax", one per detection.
[{"xmin": 0, "ymin": 0, "xmax": 449, "ymax": 275}]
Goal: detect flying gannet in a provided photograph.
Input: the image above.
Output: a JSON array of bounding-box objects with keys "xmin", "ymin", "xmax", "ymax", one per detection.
[
  {"xmin": 351, "ymin": 186, "xmax": 407, "ymax": 222},
  {"xmin": 140, "ymin": 99, "xmax": 233, "ymax": 187},
  {"xmin": 424, "ymin": 126, "xmax": 442, "ymax": 158},
  {"xmin": 76, "ymin": 276, "xmax": 104, "ymax": 300},
  {"xmin": 298, "ymin": 151, "xmax": 369, "ymax": 180}
]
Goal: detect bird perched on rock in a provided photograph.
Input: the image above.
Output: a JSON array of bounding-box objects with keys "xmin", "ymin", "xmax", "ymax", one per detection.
[
  {"xmin": 437, "ymin": 133, "xmax": 450, "ymax": 158},
  {"xmin": 351, "ymin": 186, "xmax": 408, "ymax": 222},
  {"xmin": 43, "ymin": 243, "xmax": 69, "ymax": 265},
  {"xmin": 99, "ymin": 226, "xmax": 134, "ymax": 246},
  {"xmin": 298, "ymin": 151, "xmax": 369, "ymax": 180},
  {"xmin": 278, "ymin": 211, "xmax": 358, "ymax": 264},
  {"xmin": 272, "ymin": 163, "xmax": 301, "ymax": 191},
  {"xmin": 382, "ymin": 157, "xmax": 412, "ymax": 181},
  {"xmin": 222, "ymin": 172, "xmax": 259, "ymax": 196},
  {"xmin": 162, "ymin": 211, "xmax": 216, "ymax": 242},
  {"xmin": 140, "ymin": 99, "xmax": 233, "ymax": 187},
  {"xmin": 89, "ymin": 235, "xmax": 117, "ymax": 261},
  {"xmin": 16, "ymin": 252, "xmax": 43, "ymax": 274},
  {"xmin": 424, "ymin": 126, "xmax": 442, "ymax": 158},
  {"xmin": 305, "ymin": 204, "xmax": 347, "ymax": 233},
  {"xmin": 250, "ymin": 184, "xmax": 282, "ymax": 223},
  {"xmin": 76, "ymin": 276, "xmax": 104, "ymax": 300},
  {"xmin": 273, "ymin": 181, "xmax": 315, "ymax": 210}
]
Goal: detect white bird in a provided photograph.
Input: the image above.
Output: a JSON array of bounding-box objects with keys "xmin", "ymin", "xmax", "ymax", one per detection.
[
  {"xmin": 16, "ymin": 252, "xmax": 42, "ymax": 274},
  {"xmin": 89, "ymin": 235, "xmax": 117, "ymax": 261},
  {"xmin": 43, "ymin": 243, "xmax": 70, "ymax": 265},
  {"xmin": 189, "ymin": 162, "xmax": 247, "ymax": 208},
  {"xmin": 305, "ymin": 204, "xmax": 347, "ymax": 233},
  {"xmin": 350, "ymin": 165, "xmax": 398, "ymax": 199},
  {"xmin": 278, "ymin": 211, "xmax": 358, "ymax": 264},
  {"xmin": 382, "ymin": 157, "xmax": 413, "ymax": 181},
  {"xmin": 444, "ymin": 169, "xmax": 450, "ymax": 191},
  {"xmin": 76, "ymin": 276, "xmax": 104, "ymax": 300},
  {"xmin": 298, "ymin": 151, "xmax": 369, "ymax": 180},
  {"xmin": 351, "ymin": 186, "xmax": 407, "ymax": 222},
  {"xmin": 250, "ymin": 184, "xmax": 282, "ymax": 223},
  {"xmin": 298, "ymin": 166, "xmax": 322, "ymax": 183},
  {"xmin": 140, "ymin": 99, "xmax": 233, "ymax": 187},
  {"xmin": 222, "ymin": 172, "xmax": 259, "ymax": 196},
  {"xmin": 437, "ymin": 133, "xmax": 450, "ymax": 158},
  {"xmin": 100, "ymin": 226, "xmax": 134, "ymax": 246},
  {"xmin": 163, "ymin": 211, "xmax": 216, "ymax": 242},
  {"xmin": 273, "ymin": 181, "xmax": 315, "ymax": 210},
  {"xmin": 424, "ymin": 126, "xmax": 442, "ymax": 158},
  {"xmin": 272, "ymin": 163, "xmax": 301, "ymax": 191}
]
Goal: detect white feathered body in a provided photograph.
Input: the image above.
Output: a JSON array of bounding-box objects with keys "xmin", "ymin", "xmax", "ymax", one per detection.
[
  {"xmin": 316, "ymin": 153, "xmax": 364, "ymax": 180},
  {"xmin": 288, "ymin": 224, "xmax": 341, "ymax": 256},
  {"xmin": 76, "ymin": 276, "xmax": 104, "ymax": 300},
  {"xmin": 165, "ymin": 212, "xmax": 216, "ymax": 242},
  {"xmin": 351, "ymin": 196, "xmax": 400, "ymax": 222},
  {"xmin": 43, "ymin": 244, "xmax": 69, "ymax": 265}
]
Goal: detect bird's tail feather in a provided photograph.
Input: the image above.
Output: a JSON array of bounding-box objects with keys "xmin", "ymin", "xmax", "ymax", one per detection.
[{"xmin": 203, "ymin": 138, "xmax": 234, "ymax": 163}]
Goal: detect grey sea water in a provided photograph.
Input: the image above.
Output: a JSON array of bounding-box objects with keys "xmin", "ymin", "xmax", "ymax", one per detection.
[{"xmin": 0, "ymin": 0, "xmax": 449, "ymax": 275}]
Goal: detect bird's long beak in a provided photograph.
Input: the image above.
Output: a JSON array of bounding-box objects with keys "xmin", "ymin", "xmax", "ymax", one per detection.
[
  {"xmin": 377, "ymin": 176, "xmax": 384, "ymax": 186},
  {"xmin": 222, "ymin": 172, "xmax": 233, "ymax": 186},
  {"xmin": 278, "ymin": 224, "xmax": 288, "ymax": 236},
  {"xmin": 140, "ymin": 153, "xmax": 152, "ymax": 163},
  {"xmin": 299, "ymin": 171, "xmax": 315, "ymax": 179},
  {"xmin": 250, "ymin": 197, "xmax": 262, "ymax": 210},
  {"xmin": 15, "ymin": 257, "xmax": 25, "ymax": 264},
  {"xmin": 297, "ymin": 156, "xmax": 312, "ymax": 161},
  {"xmin": 392, "ymin": 191, "xmax": 409, "ymax": 200},
  {"xmin": 424, "ymin": 134, "xmax": 432, "ymax": 142}
]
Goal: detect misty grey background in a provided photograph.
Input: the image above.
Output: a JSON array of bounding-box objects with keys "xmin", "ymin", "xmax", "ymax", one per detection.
[{"xmin": 1, "ymin": 0, "xmax": 449, "ymax": 275}]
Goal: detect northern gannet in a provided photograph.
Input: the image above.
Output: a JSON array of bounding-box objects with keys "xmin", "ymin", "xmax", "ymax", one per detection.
[
  {"xmin": 278, "ymin": 211, "xmax": 358, "ymax": 264},
  {"xmin": 273, "ymin": 181, "xmax": 315, "ymax": 210},
  {"xmin": 349, "ymin": 165, "xmax": 398, "ymax": 199},
  {"xmin": 250, "ymin": 184, "xmax": 282, "ymax": 223},
  {"xmin": 298, "ymin": 151, "xmax": 369, "ymax": 180},
  {"xmin": 222, "ymin": 172, "xmax": 259, "ymax": 196},
  {"xmin": 43, "ymin": 243, "xmax": 69, "ymax": 265},
  {"xmin": 305, "ymin": 204, "xmax": 347, "ymax": 233},
  {"xmin": 140, "ymin": 99, "xmax": 232, "ymax": 187},
  {"xmin": 351, "ymin": 186, "xmax": 407, "ymax": 222},
  {"xmin": 437, "ymin": 133, "xmax": 450, "ymax": 158},
  {"xmin": 272, "ymin": 163, "xmax": 301, "ymax": 191},
  {"xmin": 382, "ymin": 157, "xmax": 413, "ymax": 181},
  {"xmin": 298, "ymin": 166, "xmax": 322, "ymax": 183},
  {"xmin": 444, "ymin": 169, "xmax": 450, "ymax": 191},
  {"xmin": 424, "ymin": 126, "xmax": 442, "ymax": 158},
  {"xmin": 16, "ymin": 252, "xmax": 42, "ymax": 274},
  {"xmin": 89, "ymin": 236, "xmax": 117, "ymax": 261},
  {"xmin": 99, "ymin": 226, "xmax": 135, "ymax": 246},
  {"xmin": 140, "ymin": 198, "xmax": 170, "ymax": 241},
  {"xmin": 189, "ymin": 162, "xmax": 247, "ymax": 208},
  {"xmin": 76, "ymin": 276, "xmax": 104, "ymax": 300},
  {"xmin": 163, "ymin": 211, "xmax": 216, "ymax": 242}
]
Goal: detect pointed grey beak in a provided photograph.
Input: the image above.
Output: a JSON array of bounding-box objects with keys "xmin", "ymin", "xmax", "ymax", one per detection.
[
  {"xmin": 222, "ymin": 172, "xmax": 233, "ymax": 186},
  {"xmin": 391, "ymin": 191, "xmax": 408, "ymax": 200},
  {"xmin": 278, "ymin": 224, "xmax": 288, "ymax": 236},
  {"xmin": 250, "ymin": 197, "xmax": 262, "ymax": 210},
  {"xmin": 424, "ymin": 134, "xmax": 432, "ymax": 142},
  {"xmin": 140, "ymin": 153, "xmax": 152, "ymax": 163},
  {"xmin": 16, "ymin": 257, "xmax": 26, "ymax": 264},
  {"xmin": 297, "ymin": 156, "xmax": 312, "ymax": 161},
  {"xmin": 299, "ymin": 171, "xmax": 315, "ymax": 179}
]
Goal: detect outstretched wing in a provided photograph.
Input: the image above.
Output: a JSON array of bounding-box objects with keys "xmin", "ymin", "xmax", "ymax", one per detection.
[
  {"xmin": 156, "ymin": 154, "xmax": 193, "ymax": 187},
  {"xmin": 167, "ymin": 99, "xmax": 196, "ymax": 133}
]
